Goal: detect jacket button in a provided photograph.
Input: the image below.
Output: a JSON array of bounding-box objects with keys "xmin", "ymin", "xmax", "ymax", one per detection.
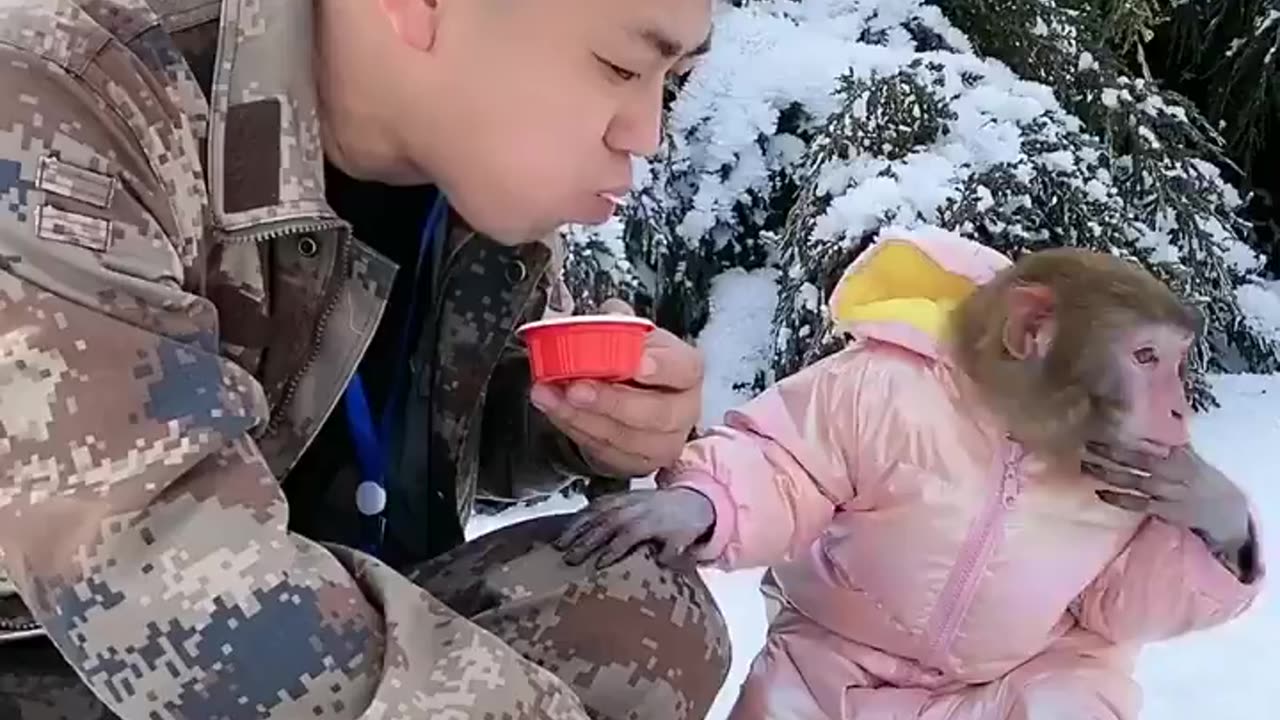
[
  {"xmin": 297, "ymin": 235, "xmax": 319, "ymax": 258},
  {"xmin": 506, "ymin": 260, "xmax": 528, "ymax": 283}
]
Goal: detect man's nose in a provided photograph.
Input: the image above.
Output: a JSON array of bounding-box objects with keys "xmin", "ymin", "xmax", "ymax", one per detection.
[{"xmin": 605, "ymin": 83, "xmax": 665, "ymax": 157}]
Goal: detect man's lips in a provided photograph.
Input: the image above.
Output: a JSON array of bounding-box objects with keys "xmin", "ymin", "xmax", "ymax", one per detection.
[{"xmin": 598, "ymin": 190, "xmax": 630, "ymax": 207}]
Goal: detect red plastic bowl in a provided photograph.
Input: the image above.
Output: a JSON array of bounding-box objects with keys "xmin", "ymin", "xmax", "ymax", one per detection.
[{"xmin": 517, "ymin": 315, "xmax": 656, "ymax": 383}]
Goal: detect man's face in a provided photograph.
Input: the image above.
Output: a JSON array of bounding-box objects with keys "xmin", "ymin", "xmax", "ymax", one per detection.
[{"xmin": 392, "ymin": 0, "xmax": 712, "ymax": 244}]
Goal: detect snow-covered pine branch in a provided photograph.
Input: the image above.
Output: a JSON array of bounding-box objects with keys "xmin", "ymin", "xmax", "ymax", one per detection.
[{"xmin": 560, "ymin": 0, "xmax": 1280, "ymax": 407}]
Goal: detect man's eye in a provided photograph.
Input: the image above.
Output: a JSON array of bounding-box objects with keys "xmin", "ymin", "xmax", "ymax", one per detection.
[
  {"xmin": 1133, "ymin": 347, "xmax": 1158, "ymax": 365},
  {"xmin": 595, "ymin": 55, "xmax": 639, "ymax": 82}
]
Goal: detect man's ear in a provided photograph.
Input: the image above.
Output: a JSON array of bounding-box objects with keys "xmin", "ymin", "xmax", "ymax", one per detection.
[
  {"xmin": 379, "ymin": 0, "xmax": 439, "ymax": 52},
  {"xmin": 1003, "ymin": 284, "xmax": 1056, "ymax": 360}
]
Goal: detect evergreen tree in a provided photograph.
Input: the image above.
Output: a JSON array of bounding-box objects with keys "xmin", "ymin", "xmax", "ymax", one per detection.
[
  {"xmin": 560, "ymin": 0, "xmax": 1279, "ymax": 408},
  {"xmin": 1135, "ymin": 0, "xmax": 1280, "ymax": 272}
]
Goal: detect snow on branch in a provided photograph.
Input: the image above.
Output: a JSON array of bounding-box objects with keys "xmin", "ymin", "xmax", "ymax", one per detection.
[{"xmin": 561, "ymin": 0, "xmax": 1280, "ymax": 407}]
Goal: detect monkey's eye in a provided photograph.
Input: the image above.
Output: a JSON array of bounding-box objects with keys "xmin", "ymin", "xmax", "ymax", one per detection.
[{"xmin": 1133, "ymin": 347, "xmax": 1158, "ymax": 365}]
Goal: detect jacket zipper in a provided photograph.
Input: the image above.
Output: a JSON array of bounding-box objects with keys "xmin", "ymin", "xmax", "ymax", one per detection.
[
  {"xmin": 0, "ymin": 605, "xmax": 43, "ymax": 644},
  {"xmin": 922, "ymin": 439, "xmax": 1024, "ymax": 668},
  {"xmin": 218, "ymin": 218, "xmax": 367, "ymax": 472}
]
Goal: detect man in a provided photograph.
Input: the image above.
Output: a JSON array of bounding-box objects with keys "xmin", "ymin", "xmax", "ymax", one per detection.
[{"xmin": 0, "ymin": 0, "xmax": 729, "ymax": 718}]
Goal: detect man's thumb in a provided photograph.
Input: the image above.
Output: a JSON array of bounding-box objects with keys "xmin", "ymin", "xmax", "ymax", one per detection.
[{"xmin": 599, "ymin": 298, "xmax": 636, "ymax": 316}]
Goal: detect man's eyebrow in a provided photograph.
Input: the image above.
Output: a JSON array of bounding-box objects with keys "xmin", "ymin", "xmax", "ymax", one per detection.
[{"xmin": 635, "ymin": 26, "xmax": 713, "ymax": 59}]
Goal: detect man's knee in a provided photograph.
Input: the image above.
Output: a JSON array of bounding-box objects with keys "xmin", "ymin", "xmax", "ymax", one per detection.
[
  {"xmin": 543, "ymin": 543, "xmax": 732, "ymax": 718},
  {"xmin": 588, "ymin": 542, "xmax": 732, "ymax": 670},
  {"xmin": 420, "ymin": 515, "xmax": 732, "ymax": 718}
]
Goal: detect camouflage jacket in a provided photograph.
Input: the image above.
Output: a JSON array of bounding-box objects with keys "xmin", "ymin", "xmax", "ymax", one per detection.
[{"xmin": 0, "ymin": 0, "xmax": 593, "ymax": 715}]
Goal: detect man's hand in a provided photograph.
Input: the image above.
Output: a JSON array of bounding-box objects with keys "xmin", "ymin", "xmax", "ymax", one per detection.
[
  {"xmin": 1084, "ymin": 442, "xmax": 1257, "ymax": 580},
  {"xmin": 553, "ymin": 488, "xmax": 717, "ymax": 568},
  {"xmin": 529, "ymin": 299, "xmax": 702, "ymax": 478}
]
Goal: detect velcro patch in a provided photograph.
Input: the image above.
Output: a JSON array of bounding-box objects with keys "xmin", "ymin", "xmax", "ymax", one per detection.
[
  {"xmin": 35, "ymin": 205, "xmax": 112, "ymax": 252},
  {"xmin": 36, "ymin": 155, "xmax": 116, "ymax": 209}
]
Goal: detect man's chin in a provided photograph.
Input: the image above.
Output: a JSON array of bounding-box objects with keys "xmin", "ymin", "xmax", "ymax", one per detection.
[{"xmin": 468, "ymin": 218, "xmax": 561, "ymax": 247}]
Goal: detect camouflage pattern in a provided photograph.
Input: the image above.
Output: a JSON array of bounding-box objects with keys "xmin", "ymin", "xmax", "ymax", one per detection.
[
  {"xmin": 410, "ymin": 516, "xmax": 732, "ymax": 720},
  {"xmin": 0, "ymin": 0, "xmax": 723, "ymax": 717},
  {"xmin": 0, "ymin": 516, "xmax": 731, "ymax": 720}
]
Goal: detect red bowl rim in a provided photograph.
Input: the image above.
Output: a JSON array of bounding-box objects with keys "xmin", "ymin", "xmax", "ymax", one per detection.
[{"xmin": 517, "ymin": 315, "xmax": 656, "ymax": 337}]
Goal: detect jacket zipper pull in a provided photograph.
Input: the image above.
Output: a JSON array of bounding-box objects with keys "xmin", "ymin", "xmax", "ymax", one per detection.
[{"xmin": 1001, "ymin": 442, "xmax": 1023, "ymax": 507}]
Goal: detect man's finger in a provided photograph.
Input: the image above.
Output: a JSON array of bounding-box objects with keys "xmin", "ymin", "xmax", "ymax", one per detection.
[
  {"xmin": 572, "ymin": 433, "xmax": 655, "ymax": 479},
  {"xmin": 599, "ymin": 298, "xmax": 636, "ymax": 316},
  {"xmin": 534, "ymin": 386, "xmax": 617, "ymax": 448},
  {"xmin": 541, "ymin": 399, "xmax": 681, "ymax": 470},
  {"xmin": 634, "ymin": 328, "xmax": 704, "ymax": 391},
  {"xmin": 548, "ymin": 414, "xmax": 655, "ymax": 477},
  {"xmin": 564, "ymin": 380, "xmax": 696, "ymax": 434}
]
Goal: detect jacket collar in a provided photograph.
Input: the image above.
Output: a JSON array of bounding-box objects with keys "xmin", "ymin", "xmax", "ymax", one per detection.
[{"xmin": 207, "ymin": 0, "xmax": 338, "ymax": 236}]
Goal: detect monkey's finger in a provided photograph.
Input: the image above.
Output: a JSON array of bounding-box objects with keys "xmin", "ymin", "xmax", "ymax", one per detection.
[
  {"xmin": 554, "ymin": 506, "xmax": 614, "ymax": 551},
  {"xmin": 1085, "ymin": 443, "xmax": 1159, "ymax": 474},
  {"xmin": 553, "ymin": 493, "xmax": 635, "ymax": 549},
  {"xmin": 1096, "ymin": 489, "xmax": 1155, "ymax": 514},
  {"xmin": 1084, "ymin": 462, "xmax": 1184, "ymax": 502},
  {"xmin": 1082, "ymin": 461, "xmax": 1145, "ymax": 490},
  {"xmin": 657, "ymin": 538, "xmax": 691, "ymax": 568},
  {"xmin": 563, "ymin": 520, "xmax": 622, "ymax": 566},
  {"xmin": 596, "ymin": 525, "xmax": 653, "ymax": 569},
  {"xmin": 563, "ymin": 504, "xmax": 650, "ymax": 566},
  {"xmin": 555, "ymin": 502, "xmax": 629, "ymax": 550},
  {"xmin": 1082, "ymin": 448, "xmax": 1152, "ymax": 478}
]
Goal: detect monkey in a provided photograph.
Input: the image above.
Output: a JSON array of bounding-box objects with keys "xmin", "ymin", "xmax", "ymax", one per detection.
[{"xmin": 553, "ymin": 232, "xmax": 1263, "ymax": 720}]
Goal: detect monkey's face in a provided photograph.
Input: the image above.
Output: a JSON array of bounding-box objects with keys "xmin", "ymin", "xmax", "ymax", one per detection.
[
  {"xmin": 951, "ymin": 247, "xmax": 1201, "ymax": 467},
  {"xmin": 1101, "ymin": 323, "xmax": 1194, "ymax": 457}
]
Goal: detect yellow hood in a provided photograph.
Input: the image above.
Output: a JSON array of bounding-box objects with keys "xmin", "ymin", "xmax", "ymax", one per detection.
[{"xmin": 828, "ymin": 233, "xmax": 1011, "ymax": 345}]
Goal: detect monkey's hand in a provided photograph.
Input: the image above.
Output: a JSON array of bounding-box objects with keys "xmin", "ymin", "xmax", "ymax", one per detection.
[
  {"xmin": 553, "ymin": 488, "xmax": 716, "ymax": 569},
  {"xmin": 1084, "ymin": 443, "xmax": 1258, "ymax": 582}
]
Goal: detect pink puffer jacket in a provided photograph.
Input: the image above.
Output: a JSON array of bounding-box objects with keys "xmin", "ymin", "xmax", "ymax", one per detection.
[{"xmin": 663, "ymin": 231, "xmax": 1262, "ymax": 719}]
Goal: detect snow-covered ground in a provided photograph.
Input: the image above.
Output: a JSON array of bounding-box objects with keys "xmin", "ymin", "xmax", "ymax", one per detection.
[{"xmin": 467, "ymin": 270, "xmax": 1276, "ymax": 719}]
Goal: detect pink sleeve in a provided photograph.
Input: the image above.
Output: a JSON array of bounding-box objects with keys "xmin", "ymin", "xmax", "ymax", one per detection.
[
  {"xmin": 1075, "ymin": 515, "xmax": 1264, "ymax": 644},
  {"xmin": 658, "ymin": 346, "xmax": 882, "ymax": 571}
]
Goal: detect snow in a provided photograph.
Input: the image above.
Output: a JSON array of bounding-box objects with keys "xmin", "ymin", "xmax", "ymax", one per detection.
[
  {"xmin": 652, "ymin": 0, "xmax": 1256, "ymax": 294},
  {"xmin": 1237, "ymin": 281, "xmax": 1280, "ymax": 344},
  {"xmin": 695, "ymin": 268, "xmax": 782, "ymax": 428},
  {"xmin": 466, "ymin": 273, "xmax": 1275, "ymax": 719}
]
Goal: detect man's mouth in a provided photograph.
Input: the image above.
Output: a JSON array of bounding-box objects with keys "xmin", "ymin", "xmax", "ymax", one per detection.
[{"xmin": 598, "ymin": 191, "xmax": 629, "ymax": 208}]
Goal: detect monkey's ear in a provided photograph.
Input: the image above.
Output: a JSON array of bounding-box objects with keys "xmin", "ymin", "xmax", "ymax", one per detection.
[{"xmin": 1003, "ymin": 284, "xmax": 1056, "ymax": 360}]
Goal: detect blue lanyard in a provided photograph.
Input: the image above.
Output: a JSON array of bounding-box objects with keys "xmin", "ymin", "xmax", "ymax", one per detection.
[{"xmin": 344, "ymin": 192, "xmax": 449, "ymax": 558}]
